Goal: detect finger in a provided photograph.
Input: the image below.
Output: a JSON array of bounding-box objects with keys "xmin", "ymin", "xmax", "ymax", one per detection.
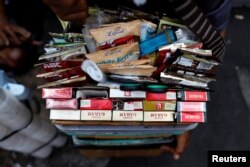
[
  {"xmin": 4, "ymin": 28, "xmax": 21, "ymax": 45},
  {"xmin": 12, "ymin": 25, "xmax": 31, "ymax": 39},
  {"xmin": 0, "ymin": 31, "xmax": 10, "ymax": 46},
  {"xmin": 174, "ymin": 132, "xmax": 190, "ymax": 159},
  {"xmin": 59, "ymin": 11, "xmax": 88, "ymax": 21}
]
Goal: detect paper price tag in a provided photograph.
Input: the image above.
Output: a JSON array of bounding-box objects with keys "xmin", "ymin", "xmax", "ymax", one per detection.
[
  {"xmin": 164, "ymin": 103, "xmax": 176, "ymax": 110},
  {"xmin": 81, "ymin": 100, "xmax": 91, "ymax": 107},
  {"xmin": 166, "ymin": 92, "xmax": 176, "ymax": 100}
]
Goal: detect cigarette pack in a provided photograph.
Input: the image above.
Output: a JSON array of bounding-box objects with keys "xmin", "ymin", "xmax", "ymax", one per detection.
[
  {"xmin": 42, "ymin": 87, "xmax": 73, "ymax": 99},
  {"xmin": 113, "ymin": 100, "xmax": 143, "ymax": 111},
  {"xmin": 109, "ymin": 89, "xmax": 146, "ymax": 99},
  {"xmin": 177, "ymin": 91, "xmax": 210, "ymax": 101},
  {"xmin": 81, "ymin": 110, "xmax": 112, "ymax": 121},
  {"xmin": 176, "ymin": 112, "xmax": 206, "ymax": 123},
  {"xmin": 41, "ymin": 60, "xmax": 83, "ymax": 72},
  {"xmin": 177, "ymin": 102, "xmax": 206, "ymax": 112},
  {"xmin": 80, "ymin": 99, "xmax": 112, "ymax": 110},
  {"xmin": 50, "ymin": 110, "xmax": 80, "ymax": 120},
  {"xmin": 146, "ymin": 91, "xmax": 176, "ymax": 101},
  {"xmin": 46, "ymin": 99, "xmax": 78, "ymax": 109},
  {"xmin": 112, "ymin": 111, "xmax": 143, "ymax": 121},
  {"xmin": 40, "ymin": 66, "xmax": 85, "ymax": 82},
  {"xmin": 144, "ymin": 111, "xmax": 175, "ymax": 122},
  {"xmin": 143, "ymin": 101, "xmax": 176, "ymax": 111}
]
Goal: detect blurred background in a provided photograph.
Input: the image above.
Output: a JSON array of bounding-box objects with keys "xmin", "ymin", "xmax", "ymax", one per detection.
[{"xmin": 0, "ymin": 0, "xmax": 250, "ymax": 167}]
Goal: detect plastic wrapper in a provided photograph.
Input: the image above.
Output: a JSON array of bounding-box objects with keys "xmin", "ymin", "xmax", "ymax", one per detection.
[
  {"xmin": 49, "ymin": 33, "xmax": 84, "ymax": 43},
  {"xmin": 160, "ymin": 72, "xmax": 215, "ymax": 88},
  {"xmin": 86, "ymin": 43, "xmax": 140, "ymax": 65},
  {"xmin": 90, "ymin": 19, "xmax": 141, "ymax": 46}
]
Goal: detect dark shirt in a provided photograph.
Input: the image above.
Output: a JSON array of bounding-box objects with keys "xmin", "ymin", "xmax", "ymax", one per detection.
[{"xmin": 88, "ymin": 0, "xmax": 233, "ymax": 31}]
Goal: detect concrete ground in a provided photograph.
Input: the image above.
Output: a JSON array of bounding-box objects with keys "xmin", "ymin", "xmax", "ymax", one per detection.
[{"xmin": 1, "ymin": 7, "xmax": 250, "ymax": 167}]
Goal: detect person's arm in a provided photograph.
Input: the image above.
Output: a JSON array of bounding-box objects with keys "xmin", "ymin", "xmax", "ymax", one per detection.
[
  {"xmin": 161, "ymin": 132, "xmax": 190, "ymax": 160},
  {"xmin": 43, "ymin": 0, "xmax": 88, "ymax": 21}
]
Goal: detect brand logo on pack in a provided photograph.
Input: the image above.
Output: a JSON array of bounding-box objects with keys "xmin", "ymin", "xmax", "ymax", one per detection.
[
  {"xmin": 184, "ymin": 114, "xmax": 201, "ymax": 119},
  {"xmin": 120, "ymin": 113, "xmax": 137, "ymax": 117},
  {"xmin": 156, "ymin": 103, "xmax": 163, "ymax": 110},
  {"xmin": 188, "ymin": 94, "xmax": 204, "ymax": 98},
  {"xmin": 181, "ymin": 112, "xmax": 204, "ymax": 122},
  {"xmin": 124, "ymin": 91, "xmax": 131, "ymax": 96},
  {"xmin": 43, "ymin": 62, "xmax": 61, "ymax": 69},
  {"xmin": 104, "ymin": 48, "xmax": 122, "ymax": 56},
  {"xmin": 88, "ymin": 112, "xmax": 105, "ymax": 117},
  {"xmin": 107, "ymin": 27, "xmax": 125, "ymax": 36},
  {"xmin": 150, "ymin": 113, "xmax": 168, "ymax": 118},
  {"xmin": 185, "ymin": 92, "xmax": 207, "ymax": 101}
]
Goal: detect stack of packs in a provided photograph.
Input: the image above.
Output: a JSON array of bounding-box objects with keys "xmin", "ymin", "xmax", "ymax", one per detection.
[
  {"xmin": 144, "ymin": 91, "xmax": 176, "ymax": 122},
  {"xmin": 36, "ymin": 33, "xmax": 87, "ymax": 89},
  {"xmin": 35, "ymin": 7, "xmax": 220, "ymax": 147},
  {"xmin": 176, "ymin": 90, "xmax": 209, "ymax": 123},
  {"xmin": 110, "ymin": 89, "xmax": 144, "ymax": 122}
]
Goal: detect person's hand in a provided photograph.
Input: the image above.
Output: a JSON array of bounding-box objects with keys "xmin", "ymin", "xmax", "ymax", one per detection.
[
  {"xmin": 0, "ymin": 20, "xmax": 31, "ymax": 47},
  {"xmin": 43, "ymin": 0, "xmax": 88, "ymax": 21},
  {"xmin": 161, "ymin": 132, "xmax": 190, "ymax": 160},
  {"xmin": 0, "ymin": 47, "xmax": 25, "ymax": 69}
]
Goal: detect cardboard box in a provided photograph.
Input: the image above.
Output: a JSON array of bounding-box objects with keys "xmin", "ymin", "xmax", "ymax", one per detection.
[
  {"xmin": 143, "ymin": 101, "xmax": 176, "ymax": 111},
  {"xmin": 112, "ymin": 111, "xmax": 143, "ymax": 121},
  {"xmin": 50, "ymin": 109, "xmax": 80, "ymax": 120},
  {"xmin": 46, "ymin": 99, "xmax": 78, "ymax": 109},
  {"xmin": 144, "ymin": 111, "xmax": 175, "ymax": 122},
  {"xmin": 81, "ymin": 110, "xmax": 112, "ymax": 121},
  {"xmin": 146, "ymin": 91, "xmax": 176, "ymax": 101},
  {"xmin": 80, "ymin": 99, "xmax": 112, "ymax": 110},
  {"xmin": 42, "ymin": 87, "xmax": 73, "ymax": 99},
  {"xmin": 177, "ymin": 102, "xmax": 206, "ymax": 112},
  {"xmin": 176, "ymin": 112, "xmax": 206, "ymax": 122},
  {"xmin": 113, "ymin": 100, "xmax": 143, "ymax": 111},
  {"xmin": 177, "ymin": 91, "xmax": 209, "ymax": 101},
  {"xmin": 109, "ymin": 89, "xmax": 146, "ymax": 99}
]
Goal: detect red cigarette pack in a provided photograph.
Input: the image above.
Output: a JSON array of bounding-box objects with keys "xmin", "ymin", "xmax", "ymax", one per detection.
[
  {"xmin": 177, "ymin": 102, "xmax": 206, "ymax": 112},
  {"xmin": 177, "ymin": 91, "xmax": 209, "ymax": 101},
  {"xmin": 42, "ymin": 87, "xmax": 73, "ymax": 99},
  {"xmin": 176, "ymin": 112, "xmax": 206, "ymax": 123},
  {"xmin": 42, "ymin": 60, "xmax": 82, "ymax": 72},
  {"xmin": 146, "ymin": 91, "xmax": 176, "ymax": 101},
  {"xmin": 80, "ymin": 99, "xmax": 113, "ymax": 110},
  {"xmin": 46, "ymin": 99, "xmax": 78, "ymax": 109}
]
